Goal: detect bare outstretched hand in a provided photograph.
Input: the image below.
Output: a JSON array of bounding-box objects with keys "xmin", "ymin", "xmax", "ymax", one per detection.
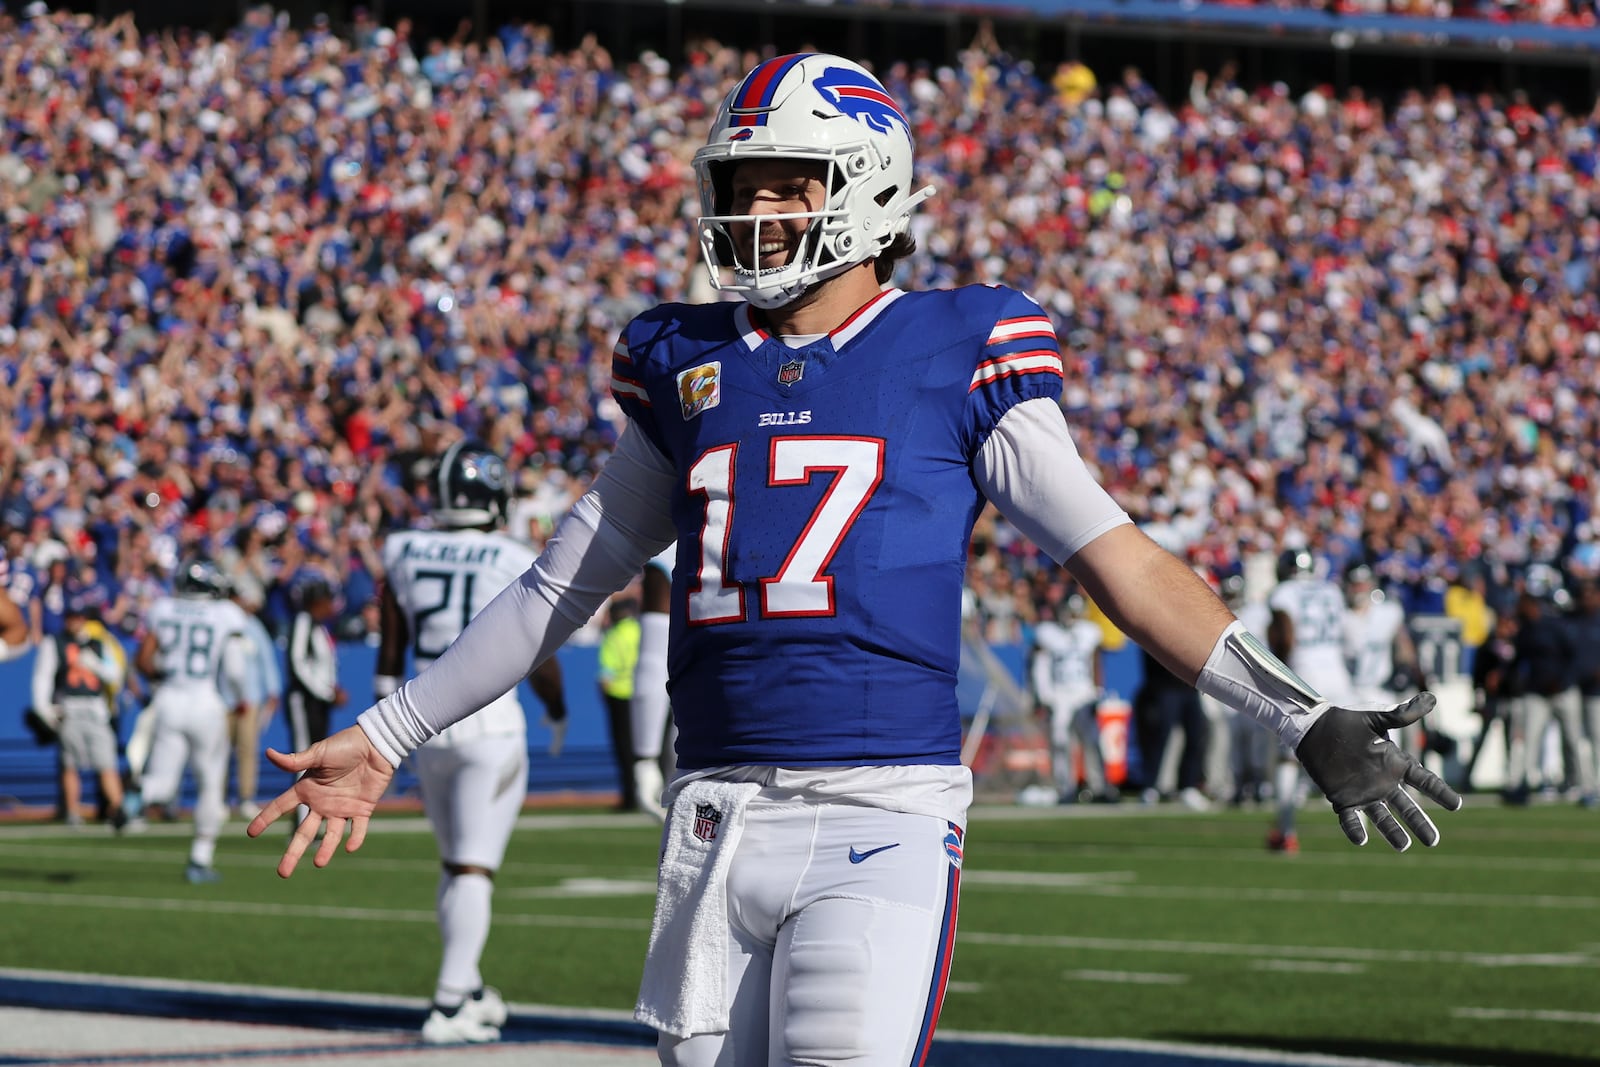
[{"xmin": 246, "ymin": 725, "xmax": 396, "ymax": 878}]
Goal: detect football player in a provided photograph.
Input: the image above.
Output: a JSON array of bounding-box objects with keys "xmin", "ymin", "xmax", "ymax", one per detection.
[
  {"xmin": 1343, "ymin": 563, "xmax": 1423, "ymax": 753},
  {"xmin": 1029, "ymin": 593, "xmax": 1111, "ymax": 803},
  {"xmin": 375, "ymin": 439, "xmax": 568, "ymax": 1044},
  {"xmin": 136, "ymin": 558, "xmax": 252, "ymax": 882},
  {"xmin": 251, "ymin": 55, "xmax": 1461, "ymax": 1066},
  {"xmin": 1265, "ymin": 547, "xmax": 1356, "ymax": 852}
]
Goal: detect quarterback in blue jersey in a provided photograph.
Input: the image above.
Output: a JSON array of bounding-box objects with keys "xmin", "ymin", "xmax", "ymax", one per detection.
[{"xmin": 250, "ymin": 53, "xmax": 1462, "ymax": 1066}]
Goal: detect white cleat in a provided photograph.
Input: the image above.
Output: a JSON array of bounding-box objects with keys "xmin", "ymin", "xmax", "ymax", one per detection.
[
  {"xmin": 421, "ymin": 1001, "xmax": 501, "ymax": 1045},
  {"xmin": 465, "ymin": 986, "xmax": 508, "ymax": 1028}
]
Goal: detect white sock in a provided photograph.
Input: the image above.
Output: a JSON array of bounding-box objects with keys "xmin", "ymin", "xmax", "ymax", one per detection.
[
  {"xmin": 435, "ymin": 871, "xmax": 492, "ymax": 1007},
  {"xmin": 190, "ymin": 837, "xmax": 217, "ymax": 869},
  {"xmin": 1275, "ymin": 762, "xmax": 1300, "ymax": 834}
]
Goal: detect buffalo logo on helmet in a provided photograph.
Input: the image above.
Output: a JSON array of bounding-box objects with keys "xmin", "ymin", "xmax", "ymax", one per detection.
[
  {"xmin": 812, "ymin": 65, "xmax": 909, "ymax": 137},
  {"xmin": 677, "ymin": 362, "xmax": 722, "ymax": 420}
]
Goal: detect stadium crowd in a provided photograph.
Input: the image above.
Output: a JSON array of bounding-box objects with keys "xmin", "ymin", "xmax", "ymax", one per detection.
[{"xmin": 2, "ymin": 6, "xmax": 1598, "ymax": 729}]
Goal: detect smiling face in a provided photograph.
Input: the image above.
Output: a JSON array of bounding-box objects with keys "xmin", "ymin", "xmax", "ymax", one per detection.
[{"xmin": 725, "ymin": 158, "xmax": 830, "ymax": 272}]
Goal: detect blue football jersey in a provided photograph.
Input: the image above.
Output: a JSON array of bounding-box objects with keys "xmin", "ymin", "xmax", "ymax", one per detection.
[{"xmin": 611, "ymin": 286, "xmax": 1063, "ymax": 768}]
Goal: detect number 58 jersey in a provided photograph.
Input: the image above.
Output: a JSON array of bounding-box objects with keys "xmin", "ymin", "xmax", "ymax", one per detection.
[{"xmin": 612, "ymin": 285, "xmax": 1064, "ymax": 770}]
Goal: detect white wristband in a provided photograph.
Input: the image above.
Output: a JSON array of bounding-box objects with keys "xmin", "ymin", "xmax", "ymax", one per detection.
[
  {"xmin": 1195, "ymin": 621, "xmax": 1329, "ymax": 750},
  {"xmin": 0, "ymin": 637, "xmax": 27, "ymax": 663}
]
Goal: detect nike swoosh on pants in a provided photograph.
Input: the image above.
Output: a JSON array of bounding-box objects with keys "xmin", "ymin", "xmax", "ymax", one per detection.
[{"xmin": 848, "ymin": 843, "xmax": 901, "ymax": 864}]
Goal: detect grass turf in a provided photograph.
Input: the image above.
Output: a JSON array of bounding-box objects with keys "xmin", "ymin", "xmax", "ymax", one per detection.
[{"xmin": 0, "ymin": 798, "xmax": 1593, "ymax": 1066}]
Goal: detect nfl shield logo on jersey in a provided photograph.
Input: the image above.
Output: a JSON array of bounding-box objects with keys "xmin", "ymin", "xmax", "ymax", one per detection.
[
  {"xmin": 777, "ymin": 358, "xmax": 804, "ymax": 385},
  {"xmin": 692, "ymin": 803, "xmax": 723, "ymax": 842},
  {"xmin": 677, "ymin": 362, "xmax": 722, "ymax": 420}
]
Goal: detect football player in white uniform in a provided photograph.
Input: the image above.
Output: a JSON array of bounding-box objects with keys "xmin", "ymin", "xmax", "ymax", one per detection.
[
  {"xmin": 1030, "ymin": 593, "xmax": 1110, "ymax": 803},
  {"xmin": 1343, "ymin": 563, "xmax": 1423, "ymax": 754},
  {"xmin": 136, "ymin": 558, "xmax": 252, "ymax": 882},
  {"xmin": 376, "ymin": 439, "xmax": 568, "ymax": 1044},
  {"xmin": 1265, "ymin": 548, "xmax": 1356, "ymax": 851}
]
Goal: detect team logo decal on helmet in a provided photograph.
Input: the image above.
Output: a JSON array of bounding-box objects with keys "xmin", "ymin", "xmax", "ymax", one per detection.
[
  {"xmin": 175, "ymin": 556, "xmax": 231, "ymax": 599},
  {"xmin": 811, "ymin": 64, "xmax": 909, "ymax": 136},
  {"xmin": 434, "ymin": 438, "xmax": 510, "ymax": 529}
]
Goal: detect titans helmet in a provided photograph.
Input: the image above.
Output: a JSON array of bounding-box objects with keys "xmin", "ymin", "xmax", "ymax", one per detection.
[
  {"xmin": 175, "ymin": 556, "xmax": 230, "ymax": 599},
  {"xmin": 1277, "ymin": 547, "xmax": 1315, "ymax": 582},
  {"xmin": 433, "ymin": 438, "xmax": 509, "ymax": 529},
  {"xmin": 692, "ymin": 53, "xmax": 936, "ymax": 309}
]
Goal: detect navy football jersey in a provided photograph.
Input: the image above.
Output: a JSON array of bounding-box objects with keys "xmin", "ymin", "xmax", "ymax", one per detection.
[{"xmin": 611, "ymin": 286, "xmax": 1063, "ymax": 768}]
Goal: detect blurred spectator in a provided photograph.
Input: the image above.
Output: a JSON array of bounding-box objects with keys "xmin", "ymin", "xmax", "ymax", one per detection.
[
  {"xmin": 31, "ymin": 585, "xmax": 129, "ymax": 828},
  {"xmin": 1570, "ymin": 581, "xmax": 1600, "ymax": 807},
  {"xmin": 285, "ymin": 570, "xmax": 345, "ymax": 824},
  {"xmin": 596, "ymin": 595, "xmax": 642, "ymax": 812},
  {"xmin": 1506, "ymin": 587, "xmax": 1586, "ymax": 802}
]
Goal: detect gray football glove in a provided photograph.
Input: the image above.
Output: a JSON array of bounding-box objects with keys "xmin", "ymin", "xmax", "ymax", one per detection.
[{"xmin": 1294, "ymin": 694, "xmax": 1463, "ymax": 851}]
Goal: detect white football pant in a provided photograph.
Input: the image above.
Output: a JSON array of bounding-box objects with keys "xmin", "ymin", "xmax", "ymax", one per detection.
[
  {"xmin": 140, "ymin": 686, "xmax": 231, "ymax": 868},
  {"xmin": 657, "ymin": 801, "xmax": 962, "ymax": 1067}
]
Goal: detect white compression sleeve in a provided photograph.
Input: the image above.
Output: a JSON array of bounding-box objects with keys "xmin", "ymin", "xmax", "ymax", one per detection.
[
  {"xmin": 359, "ymin": 425, "xmax": 679, "ymax": 766},
  {"xmin": 974, "ymin": 397, "xmax": 1133, "ymax": 564},
  {"xmin": 630, "ymin": 611, "xmax": 671, "ymax": 760},
  {"xmin": 1196, "ymin": 621, "xmax": 1330, "ymax": 749}
]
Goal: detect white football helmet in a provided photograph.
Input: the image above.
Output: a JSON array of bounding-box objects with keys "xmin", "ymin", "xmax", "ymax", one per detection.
[{"xmin": 693, "ymin": 53, "xmax": 935, "ymax": 309}]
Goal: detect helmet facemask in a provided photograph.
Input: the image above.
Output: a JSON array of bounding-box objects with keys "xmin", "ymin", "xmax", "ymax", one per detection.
[{"xmin": 697, "ymin": 145, "xmax": 906, "ymax": 310}]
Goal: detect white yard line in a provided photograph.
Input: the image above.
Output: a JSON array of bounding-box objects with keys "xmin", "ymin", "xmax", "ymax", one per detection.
[
  {"xmin": 1250, "ymin": 960, "xmax": 1367, "ymax": 975},
  {"xmin": 1063, "ymin": 969, "xmax": 1189, "ymax": 985},
  {"xmin": 960, "ymin": 930, "xmax": 1600, "ymax": 970},
  {"xmin": 8, "ymin": 838, "xmax": 1593, "ymax": 911},
  {"xmin": 0, "ymin": 889, "xmax": 650, "ymax": 931},
  {"xmin": 6, "ymin": 889, "xmax": 1591, "ymax": 973},
  {"xmin": 1451, "ymin": 1007, "xmax": 1600, "ymax": 1025}
]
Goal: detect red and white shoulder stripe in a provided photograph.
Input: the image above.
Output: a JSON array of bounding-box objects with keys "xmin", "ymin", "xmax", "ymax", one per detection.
[
  {"xmin": 611, "ymin": 338, "xmax": 650, "ymax": 406},
  {"xmin": 970, "ymin": 315, "xmax": 1063, "ymax": 392}
]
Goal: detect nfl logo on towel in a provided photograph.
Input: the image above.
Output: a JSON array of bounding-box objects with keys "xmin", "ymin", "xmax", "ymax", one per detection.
[
  {"xmin": 777, "ymin": 358, "xmax": 804, "ymax": 385},
  {"xmin": 692, "ymin": 803, "xmax": 723, "ymax": 842}
]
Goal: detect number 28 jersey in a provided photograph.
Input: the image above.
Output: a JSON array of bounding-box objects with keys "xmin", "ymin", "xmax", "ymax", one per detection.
[
  {"xmin": 144, "ymin": 595, "xmax": 251, "ymax": 700},
  {"xmin": 611, "ymin": 285, "xmax": 1064, "ymax": 769},
  {"xmin": 383, "ymin": 528, "xmax": 538, "ymax": 744}
]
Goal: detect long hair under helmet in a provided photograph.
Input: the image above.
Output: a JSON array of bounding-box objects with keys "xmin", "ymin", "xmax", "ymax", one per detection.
[{"xmin": 692, "ymin": 53, "xmax": 936, "ymax": 310}]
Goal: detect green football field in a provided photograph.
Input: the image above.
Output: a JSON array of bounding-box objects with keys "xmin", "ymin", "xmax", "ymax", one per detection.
[{"xmin": 0, "ymin": 799, "xmax": 1594, "ymax": 1067}]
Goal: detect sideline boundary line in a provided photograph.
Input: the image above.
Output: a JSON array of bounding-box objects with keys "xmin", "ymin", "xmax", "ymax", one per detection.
[{"xmin": 0, "ymin": 969, "xmax": 1432, "ymax": 1067}]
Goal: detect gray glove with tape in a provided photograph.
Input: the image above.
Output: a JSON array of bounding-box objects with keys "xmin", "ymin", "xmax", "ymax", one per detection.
[{"xmin": 1295, "ymin": 694, "xmax": 1463, "ymax": 851}]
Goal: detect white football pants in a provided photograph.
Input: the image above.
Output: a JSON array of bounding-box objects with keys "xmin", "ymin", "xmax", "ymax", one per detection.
[
  {"xmin": 140, "ymin": 686, "xmax": 230, "ymax": 866},
  {"xmin": 657, "ymin": 800, "xmax": 962, "ymax": 1067},
  {"xmin": 411, "ymin": 733, "xmax": 528, "ymax": 869}
]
